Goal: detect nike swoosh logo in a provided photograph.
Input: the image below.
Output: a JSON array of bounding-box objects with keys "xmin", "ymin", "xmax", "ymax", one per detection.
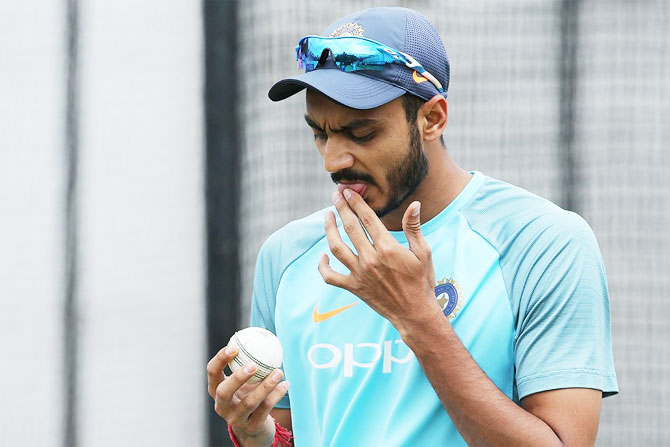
[
  {"xmin": 412, "ymin": 70, "xmax": 428, "ymax": 84},
  {"xmin": 313, "ymin": 302, "xmax": 359, "ymax": 323}
]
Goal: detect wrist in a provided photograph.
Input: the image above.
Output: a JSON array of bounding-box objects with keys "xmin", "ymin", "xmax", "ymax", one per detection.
[
  {"xmin": 229, "ymin": 418, "xmax": 293, "ymax": 447},
  {"xmin": 396, "ymin": 302, "xmax": 450, "ymax": 347},
  {"xmin": 230, "ymin": 419, "xmax": 275, "ymax": 447}
]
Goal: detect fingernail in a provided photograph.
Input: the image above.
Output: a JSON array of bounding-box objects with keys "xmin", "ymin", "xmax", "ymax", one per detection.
[
  {"xmin": 244, "ymin": 364, "xmax": 256, "ymax": 374},
  {"xmin": 412, "ymin": 202, "xmax": 421, "ymax": 217},
  {"xmin": 280, "ymin": 381, "xmax": 290, "ymax": 391},
  {"xmin": 343, "ymin": 188, "xmax": 352, "ymax": 200},
  {"xmin": 332, "ymin": 191, "xmax": 341, "ymax": 204},
  {"xmin": 272, "ymin": 370, "xmax": 283, "ymax": 382},
  {"xmin": 225, "ymin": 346, "xmax": 236, "ymax": 355}
]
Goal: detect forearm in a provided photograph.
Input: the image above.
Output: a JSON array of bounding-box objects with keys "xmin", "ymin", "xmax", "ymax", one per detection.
[{"xmin": 398, "ymin": 310, "xmax": 563, "ymax": 447}]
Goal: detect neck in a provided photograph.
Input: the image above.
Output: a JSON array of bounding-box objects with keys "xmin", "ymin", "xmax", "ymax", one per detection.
[{"xmin": 380, "ymin": 143, "xmax": 471, "ymax": 231}]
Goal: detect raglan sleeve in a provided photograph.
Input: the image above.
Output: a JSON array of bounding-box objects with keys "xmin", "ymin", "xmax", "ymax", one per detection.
[
  {"xmin": 512, "ymin": 211, "xmax": 619, "ymax": 400},
  {"xmin": 249, "ymin": 234, "xmax": 291, "ymax": 409}
]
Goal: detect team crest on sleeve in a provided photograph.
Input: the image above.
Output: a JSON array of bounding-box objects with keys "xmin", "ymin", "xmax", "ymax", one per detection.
[
  {"xmin": 329, "ymin": 22, "xmax": 365, "ymax": 37},
  {"xmin": 434, "ymin": 277, "xmax": 464, "ymax": 321}
]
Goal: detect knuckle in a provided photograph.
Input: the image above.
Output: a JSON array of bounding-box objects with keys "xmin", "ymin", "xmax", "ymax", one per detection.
[
  {"xmin": 256, "ymin": 398, "xmax": 272, "ymax": 415},
  {"xmin": 376, "ymin": 244, "xmax": 391, "ymax": 257},
  {"xmin": 329, "ymin": 242, "xmax": 343, "ymax": 257},
  {"xmin": 239, "ymin": 396, "xmax": 255, "ymax": 412},
  {"xmin": 359, "ymin": 214, "xmax": 375, "ymax": 229},
  {"xmin": 262, "ymin": 379, "xmax": 278, "ymax": 393},
  {"xmin": 206, "ymin": 363, "xmax": 218, "ymax": 377},
  {"xmin": 321, "ymin": 271, "xmax": 335, "ymax": 285},
  {"xmin": 214, "ymin": 402, "xmax": 226, "ymax": 418},
  {"xmin": 408, "ymin": 220, "xmax": 421, "ymax": 231},
  {"xmin": 233, "ymin": 367, "xmax": 252, "ymax": 381},
  {"xmin": 343, "ymin": 221, "xmax": 359, "ymax": 234},
  {"xmin": 359, "ymin": 254, "xmax": 378, "ymax": 271}
]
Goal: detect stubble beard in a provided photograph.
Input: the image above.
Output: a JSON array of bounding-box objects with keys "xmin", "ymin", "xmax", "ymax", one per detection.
[{"xmin": 374, "ymin": 123, "xmax": 429, "ymax": 218}]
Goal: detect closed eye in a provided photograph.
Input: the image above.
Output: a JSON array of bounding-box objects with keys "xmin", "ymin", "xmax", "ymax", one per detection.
[{"xmin": 350, "ymin": 132, "xmax": 375, "ymax": 143}]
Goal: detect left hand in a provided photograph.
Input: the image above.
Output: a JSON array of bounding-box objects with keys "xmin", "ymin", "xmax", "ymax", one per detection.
[{"xmin": 318, "ymin": 188, "xmax": 439, "ymax": 331}]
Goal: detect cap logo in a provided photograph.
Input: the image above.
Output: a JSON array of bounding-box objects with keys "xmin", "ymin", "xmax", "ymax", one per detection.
[
  {"xmin": 412, "ymin": 70, "xmax": 429, "ymax": 84},
  {"xmin": 329, "ymin": 22, "xmax": 364, "ymax": 37}
]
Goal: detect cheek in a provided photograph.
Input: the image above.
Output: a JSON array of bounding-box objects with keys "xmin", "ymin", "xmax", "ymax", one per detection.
[{"xmin": 369, "ymin": 144, "xmax": 405, "ymax": 188}]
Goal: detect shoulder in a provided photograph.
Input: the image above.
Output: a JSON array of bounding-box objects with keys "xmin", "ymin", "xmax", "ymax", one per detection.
[
  {"xmin": 461, "ymin": 176, "xmax": 608, "ymax": 334},
  {"xmin": 251, "ymin": 206, "xmax": 332, "ymax": 331},
  {"xmin": 256, "ymin": 206, "xmax": 332, "ymax": 273},
  {"xmin": 460, "ymin": 175, "xmax": 599, "ymax": 259}
]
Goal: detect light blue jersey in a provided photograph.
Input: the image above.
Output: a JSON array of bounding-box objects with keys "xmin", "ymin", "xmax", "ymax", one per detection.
[{"xmin": 251, "ymin": 172, "xmax": 618, "ymax": 447}]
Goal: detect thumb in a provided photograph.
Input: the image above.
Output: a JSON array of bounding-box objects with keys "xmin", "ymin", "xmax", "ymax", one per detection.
[
  {"xmin": 402, "ymin": 201, "xmax": 426, "ymax": 256},
  {"xmin": 402, "ymin": 201, "xmax": 436, "ymax": 286}
]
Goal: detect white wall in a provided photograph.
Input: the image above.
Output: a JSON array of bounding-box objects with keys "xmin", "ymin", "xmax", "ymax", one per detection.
[
  {"xmin": 0, "ymin": 2, "xmax": 65, "ymax": 445},
  {"xmin": 0, "ymin": 1, "xmax": 206, "ymax": 446},
  {"xmin": 76, "ymin": 1, "xmax": 205, "ymax": 446}
]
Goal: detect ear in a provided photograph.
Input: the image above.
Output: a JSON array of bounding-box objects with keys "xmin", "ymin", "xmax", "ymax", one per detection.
[{"xmin": 418, "ymin": 95, "xmax": 448, "ymax": 142}]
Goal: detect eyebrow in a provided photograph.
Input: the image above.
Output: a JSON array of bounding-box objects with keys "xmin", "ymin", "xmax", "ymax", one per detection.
[{"xmin": 304, "ymin": 115, "xmax": 379, "ymax": 133}]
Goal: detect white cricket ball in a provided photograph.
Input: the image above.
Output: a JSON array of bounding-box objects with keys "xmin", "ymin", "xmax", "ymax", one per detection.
[{"xmin": 227, "ymin": 327, "xmax": 283, "ymax": 384}]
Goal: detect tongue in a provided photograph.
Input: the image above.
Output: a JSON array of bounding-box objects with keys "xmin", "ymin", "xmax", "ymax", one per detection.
[{"xmin": 337, "ymin": 183, "xmax": 367, "ymax": 195}]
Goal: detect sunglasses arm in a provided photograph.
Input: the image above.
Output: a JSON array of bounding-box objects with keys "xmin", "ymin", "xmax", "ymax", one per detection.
[{"xmin": 399, "ymin": 51, "xmax": 444, "ymax": 92}]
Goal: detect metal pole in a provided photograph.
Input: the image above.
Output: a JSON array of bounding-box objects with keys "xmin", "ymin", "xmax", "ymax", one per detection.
[
  {"xmin": 64, "ymin": 0, "xmax": 80, "ymax": 445},
  {"xmin": 559, "ymin": 0, "xmax": 580, "ymax": 211},
  {"xmin": 204, "ymin": 0, "xmax": 240, "ymax": 445}
]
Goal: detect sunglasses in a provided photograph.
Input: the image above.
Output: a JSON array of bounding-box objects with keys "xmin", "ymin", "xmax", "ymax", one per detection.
[{"xmin": 295, "ymin": 35, "xmax": 444, "ymax": 93}]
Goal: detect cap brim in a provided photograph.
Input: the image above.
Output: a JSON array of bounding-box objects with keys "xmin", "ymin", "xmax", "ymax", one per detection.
[{"xmin": 268, "ymin": 68, "xmax": 405, "ymax": 110}]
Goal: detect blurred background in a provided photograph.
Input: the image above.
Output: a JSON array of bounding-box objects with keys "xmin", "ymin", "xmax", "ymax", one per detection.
[{"xmin": 1, "ymin": 0, "xmax": 668, "ymax": 446}]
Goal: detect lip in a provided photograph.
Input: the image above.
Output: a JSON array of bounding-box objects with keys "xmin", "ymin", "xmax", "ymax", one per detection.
[{"xmin": 337, "ymin": 182, "xmax": 368, "ymax": 199}]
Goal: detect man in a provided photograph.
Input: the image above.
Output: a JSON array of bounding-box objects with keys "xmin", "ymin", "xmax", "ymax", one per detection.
[{"xmin": 207, "ymin": 7, "xmax": 618, "ymax": 446}]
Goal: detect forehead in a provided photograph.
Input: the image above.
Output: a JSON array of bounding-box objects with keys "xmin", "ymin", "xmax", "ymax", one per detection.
[{"xmin": 305, "ymin": 89, "xmax": 404, "ymax": 125}]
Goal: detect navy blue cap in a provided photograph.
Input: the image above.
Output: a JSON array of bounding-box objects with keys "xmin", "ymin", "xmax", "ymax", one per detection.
[{"xmin": 268, "ymin": 7, "xmax": 450, "ymax": 110}]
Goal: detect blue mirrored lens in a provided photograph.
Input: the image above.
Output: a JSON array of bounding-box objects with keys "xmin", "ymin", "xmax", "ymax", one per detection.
[{"xmin": 297, "ymin": 36, "xmax": 403, "ymax": 73}]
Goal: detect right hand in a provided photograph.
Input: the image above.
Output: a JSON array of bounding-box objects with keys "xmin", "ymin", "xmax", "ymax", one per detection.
[{"xmin": 207, "ymin": 345, "xmax": 290, "ymax": 446}]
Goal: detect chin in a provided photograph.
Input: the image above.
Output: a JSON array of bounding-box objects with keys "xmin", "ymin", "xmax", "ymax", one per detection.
[{"xmin": 364, "ymin": 199, "xmax": 383, "ymax": 217}]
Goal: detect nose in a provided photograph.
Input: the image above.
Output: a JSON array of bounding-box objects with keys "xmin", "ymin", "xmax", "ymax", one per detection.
[{"xmin": 322, "ymin": 138, "xmax": 355, "ymax": 173}]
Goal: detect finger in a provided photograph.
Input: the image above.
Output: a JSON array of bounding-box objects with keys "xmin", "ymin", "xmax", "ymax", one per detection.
[
  {"xmin": 238, "ymin": 369, "xmax": 286, "ymax": 423},
  {"xmin": 247, "ymin": 379, "xmax": 290, "ymax": 429},
  {"xmin": 214, "ymin": 363, "xmax": 260, "ymax": 415},
  {"xmin": 332, "ymin": 191, "xmax": 375, "ymax": 256},
  {"xmin": 341, "ymin": 188, "xmax": 394, "ymax": 245},
  {"xmin": 401, "ymin": 201, "xmax": 435, "ymax": 284},
  {"xmin": 401, "ymin": 201, "xmax": 426, "ymax": 257},
  {"xmin": 207, "ymin": 345, "xmax": 238, "ymax": 398},
  {"xmin": 318, "ymin": 253, "xmax": 351, "ymax": 290},
  {"xmin": 324, "ymin": 210, "xmax": 357, "ymax": 270}
]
